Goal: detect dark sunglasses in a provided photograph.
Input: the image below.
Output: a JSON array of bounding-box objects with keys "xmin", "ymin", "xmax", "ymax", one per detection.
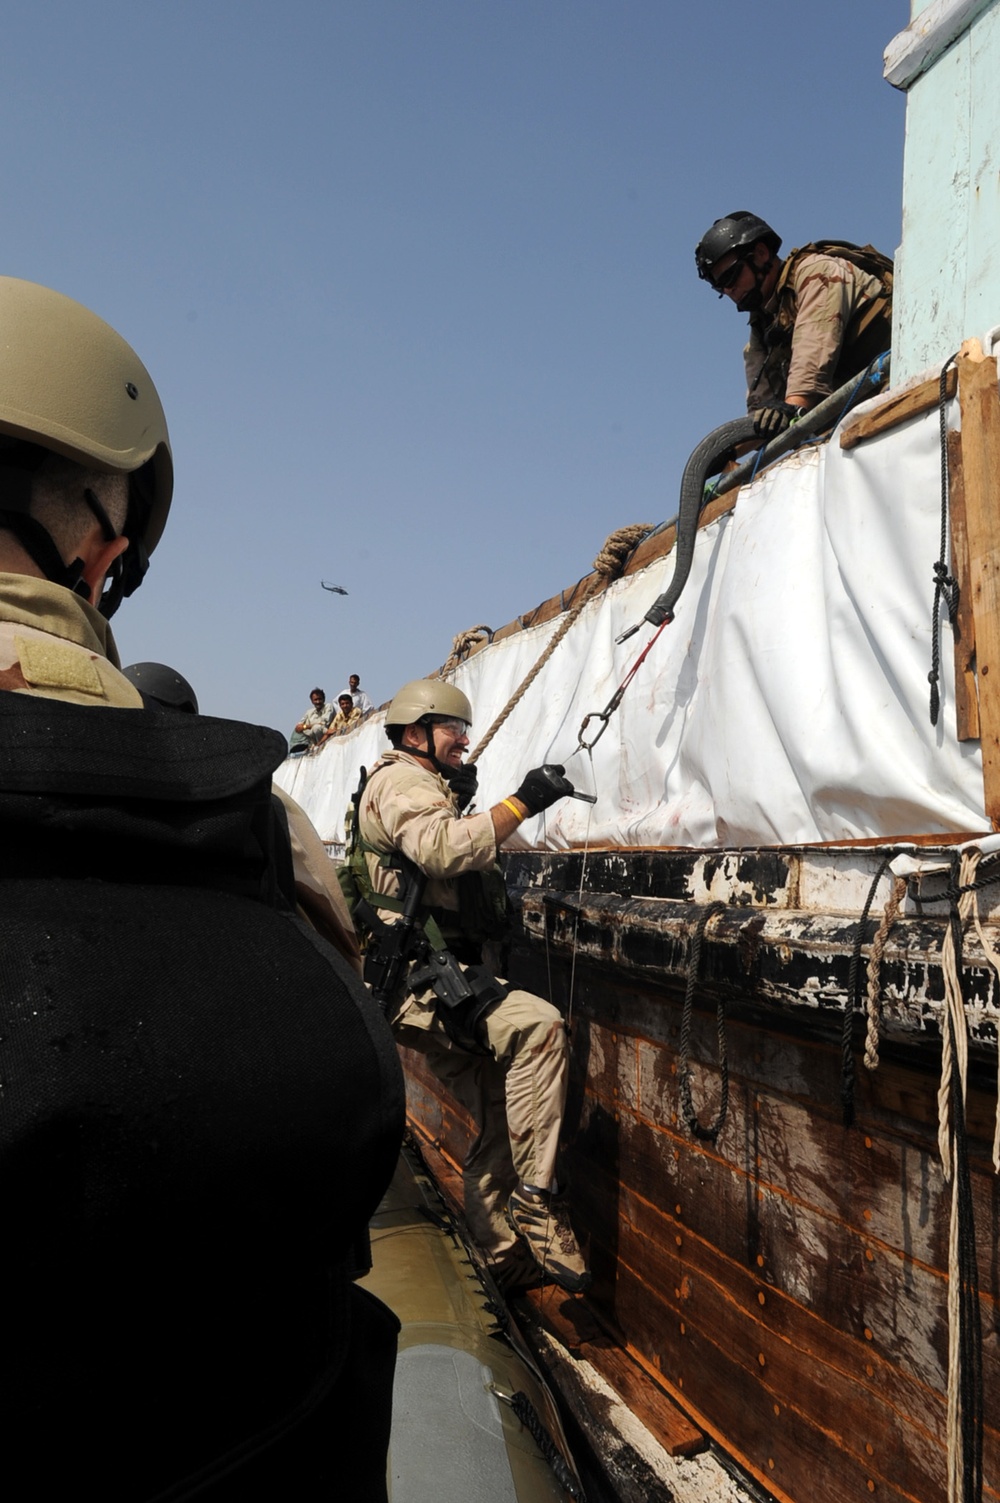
[{"xmin": 712, "ymin": 254, "xmax": 750, "ymax": 294}]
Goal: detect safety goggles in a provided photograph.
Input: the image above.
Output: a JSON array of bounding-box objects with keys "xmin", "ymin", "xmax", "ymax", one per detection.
[{"xmin": 430, "ymin": 717, "xmax": 470, "ymax": 734}]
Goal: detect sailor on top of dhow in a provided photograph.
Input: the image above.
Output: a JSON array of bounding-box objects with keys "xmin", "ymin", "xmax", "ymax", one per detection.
[
  {"xmin": 695, "ymin": 209, "xmax": 893, "ymax": 440},
  {"xmin": 0, "ymin": 275, "xmax": 403, "ymax": 1501},
  {"xmin": 354, "ymin": 675, "xmax": 592, "ymax": 1295}
]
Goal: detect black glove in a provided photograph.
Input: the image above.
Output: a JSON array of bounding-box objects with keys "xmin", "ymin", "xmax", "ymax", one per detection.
[
  {"xmin": 447, "ymin": 761, "xmax": 479, "ymax": 811},
  {"xmin": 752, "ymin": 401, "xmax": 799, "ymax": 440},
  {"xmin": 514, "ymin": 763, "xmax": 575, "ymax": 816}
]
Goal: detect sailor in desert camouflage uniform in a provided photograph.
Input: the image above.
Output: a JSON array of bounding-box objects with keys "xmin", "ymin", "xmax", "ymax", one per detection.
[
  {"xmin": 357, "ymin": 677, "xmax": 591, "ymax": 1294},
  {"xmin": 695, "ymin": 210, "xmax": 893, "ymax": 440}
]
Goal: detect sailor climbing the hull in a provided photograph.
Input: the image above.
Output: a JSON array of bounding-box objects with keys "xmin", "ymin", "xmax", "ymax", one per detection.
[
  {"xmin": 356, "ymin": 677, "xmax": 592, "ymax": 1295},
  {"xmin": 695, "ymin": 210, "xmax": 893, "ymax": 438},
  {"xmin": 0, "ymin": 277, "xmax": 403, "ymax": 1501}
]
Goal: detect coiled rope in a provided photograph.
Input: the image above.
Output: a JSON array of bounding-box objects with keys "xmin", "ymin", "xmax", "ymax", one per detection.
[
  {"xmin": 440, "ymin": 625, "xmax": 494, "ymax": 677},
  {"xmin": 459, "ymin": 524, "xmax": 653, "ymax": 764}
]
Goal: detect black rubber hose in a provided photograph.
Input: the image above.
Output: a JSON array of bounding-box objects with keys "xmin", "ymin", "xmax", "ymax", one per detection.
[{"xmin": 644, "ymin": 416, "xmax": 760, "ymax": 626}]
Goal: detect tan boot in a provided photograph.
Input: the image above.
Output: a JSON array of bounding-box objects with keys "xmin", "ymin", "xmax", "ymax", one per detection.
[{"xmin": 506, "ymin": 1186, "xmax": 591, "ymax": 1294}]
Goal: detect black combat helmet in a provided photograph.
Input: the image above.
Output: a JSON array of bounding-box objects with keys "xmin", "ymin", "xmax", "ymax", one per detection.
[
  {"xmin": 695, "ymin": 211, "xmax": 782, "ymax": 283},
  {"xmin": 123, "ymin": 661, "xmax": 199, "ymax": 714}
]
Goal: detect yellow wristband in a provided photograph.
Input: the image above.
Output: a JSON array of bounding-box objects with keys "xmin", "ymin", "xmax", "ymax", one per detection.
[{"xmin": 501, "ymin": 798, "xmax": 524, "ymax": 822}]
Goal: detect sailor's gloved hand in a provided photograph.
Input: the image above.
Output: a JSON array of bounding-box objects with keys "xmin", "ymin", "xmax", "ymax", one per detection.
[
  {"xmin": 448, "ymin": 761, "xmax": 479, "ymax": 811},
  {"xmin": 514, "ymin": 764, "xmax": 575, "ymax": 816},
  {"xmin": 752, "ymin": 401, "xmax": 799, "ymax": 440}
]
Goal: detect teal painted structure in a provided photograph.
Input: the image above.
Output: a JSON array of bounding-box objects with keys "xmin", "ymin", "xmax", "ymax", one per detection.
[{"xmin": 889, "ymin": 0, "xmax": 1000, "ymax": 381}]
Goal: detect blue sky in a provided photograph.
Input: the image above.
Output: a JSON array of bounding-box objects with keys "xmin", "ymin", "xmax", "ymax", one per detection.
[{"xmin": 1, "ymin": 1, "xmax": 908, "ymax": 730}]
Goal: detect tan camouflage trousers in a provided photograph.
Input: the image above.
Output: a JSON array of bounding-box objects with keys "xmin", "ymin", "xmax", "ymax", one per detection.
[{"xmin": 392, "ymin": 986, "xmax": 568, "ymax": 1258}]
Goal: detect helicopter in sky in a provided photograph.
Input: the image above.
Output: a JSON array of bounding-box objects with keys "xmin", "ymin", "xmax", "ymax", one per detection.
[{"xmin": 320, "ymin": 581, "xmax": 348, "ymax": 596}]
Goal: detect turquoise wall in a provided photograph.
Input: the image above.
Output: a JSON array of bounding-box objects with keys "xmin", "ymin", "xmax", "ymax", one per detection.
[{"xmin": 893, "ymin": 0, "xmax": 1000, "ymax": 379}]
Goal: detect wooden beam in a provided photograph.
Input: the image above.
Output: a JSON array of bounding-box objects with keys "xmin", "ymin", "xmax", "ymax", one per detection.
[
  {"xmin": 958, "ymin": 354, "xmax": 1000, "ymax": 826},
  {"xmin": 947, "ymin": 429, "xmax": 980, "ymax": 739},
  {"xmin": 840, "ymin": 366, "xmax": 957, "ymax": 450}
]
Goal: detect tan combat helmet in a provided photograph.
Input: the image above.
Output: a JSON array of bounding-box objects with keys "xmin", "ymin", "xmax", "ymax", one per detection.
[
  {"xmin": 385, "ymin": 678, "xmax": 472, "ymax": 728},
  {"xmin": 0, "ymin": 276, "xmax": 173, "ymax": 616}
]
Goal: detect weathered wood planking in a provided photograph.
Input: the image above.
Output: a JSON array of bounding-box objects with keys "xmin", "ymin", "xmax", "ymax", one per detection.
[
  {"xmin": 399, "ymin": 840, "xmax": 1000, "ymax": 1503},
  {"xmin": 519, "ymin": 888, "xmax": 1000, "ymax": 1054},
  {"xmin": 958, "ymin": 352, "xmax": 1000, "ymax": 825},
  {"xmin": 839, "ymin": 366, "xmax": 957, "ymax": 450}
]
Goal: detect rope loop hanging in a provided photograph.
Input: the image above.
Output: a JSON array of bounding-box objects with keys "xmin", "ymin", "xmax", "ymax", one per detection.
[
  {"xmin": 841, "ymin": 854, "xmax": 895, "ymax": 1125},
  {"xmin": 864, "ymin": 874, "xmax": 908, "ymax": 1072},
  {"xmin": 929, "ymin": 352, "xmax": 961, "ymax": 726}
]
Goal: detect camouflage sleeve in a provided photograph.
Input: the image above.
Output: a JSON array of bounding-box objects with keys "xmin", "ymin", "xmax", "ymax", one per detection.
[
  {"xmin": 784, "ymin": 254, "xmax": 876, "ymax": 402},
  {"xmin": 365, "ymin": 758, "xmax": 496, "ymax": 883}
]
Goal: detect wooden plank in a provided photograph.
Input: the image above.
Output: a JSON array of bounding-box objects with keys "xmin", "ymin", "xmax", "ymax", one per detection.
[
  {"xmin": 958, "ymin": 353, "xmax": 1000, "ymax": 825},
  {"xmin": 574, "ymin": 1146, "xmax": 1000, "ymax": 1503},
  {"xmin": 605, "ymin": 1236, "xmax": 947, "ymax": 1503},
  {"xmin": 948, "ymin": 428, "xmax": 980, "ymax": 739},
  {"xmin": 518, "ymin": 1291, "xmax": 706, "ymax": 1459},
  {"xmin": 518, "ymin": 890, "xmax": 1000, "ymax": 1053},
  {"xmin": 575, "ymin": 1144, "xmax": 1000, "ymax": 1493},
  {"xmin": 585, "ymin": 1101, "xmax": 1000, "ymax": 1399},
  {"xmin": 840, "ymin": 366, "xmax": 957, "ymax": 450},
  {"xmin": 575, "ymin": 1006, "xmax": 1000, "ymax": 1289},
  {"xmin": 608, "ymin": 1241, "xmax": 989, "ymax": 1503}
]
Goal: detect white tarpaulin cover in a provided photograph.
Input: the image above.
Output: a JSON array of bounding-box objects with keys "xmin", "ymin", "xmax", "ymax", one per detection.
[{"xmin": 276, "ymin": 395, "xmax": 988, "ymax": 851}]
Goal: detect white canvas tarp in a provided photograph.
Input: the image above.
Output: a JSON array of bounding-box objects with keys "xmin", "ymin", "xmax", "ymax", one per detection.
[{"xmin": 276, "ymin": 395, "xmax": 988, "ymax": 851}]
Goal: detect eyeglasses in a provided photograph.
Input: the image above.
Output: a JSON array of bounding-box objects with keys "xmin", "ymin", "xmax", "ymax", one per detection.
[
  {"xmin": 712, "ymin": 254, "xmax": 750, "ymax": 295},
  {"xmin": 431, "ymin": 717, "xmax": 470, "ymax": 734}
]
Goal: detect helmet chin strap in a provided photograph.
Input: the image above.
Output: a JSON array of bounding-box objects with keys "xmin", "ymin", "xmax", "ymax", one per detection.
[
  {"xmin": 736, "ymin": 251, "xmax": 778, "ymax": 315},
  {"xmin": 0, "ymin": 453, "xmax": 91, "ymax": 597},
  {"xmin": 407, "ymin": 718, "xmax": 460, "ymax": 780}
]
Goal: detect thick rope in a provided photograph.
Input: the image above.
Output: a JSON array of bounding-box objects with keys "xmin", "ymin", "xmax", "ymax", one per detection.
[
  {"xmin": 504, "ymin": 1391, "xmax": 586, "ymax": 1499},
  {"xmin": 440, "ymin": 625, "xmax": 493, "ymax": 678},
  {"xmin": 842, "ymin": 855, "xmax": 895, "ymax": 1125},
  {"xmin": 678, "ymin": 902, "xmax": 729, "ymax": 1142},
  {"xmin": 939, "ymin": 849, "xmax": 984, "ymax": 1503},
  {"xmin": 864, "ymin": 874, "xmax": 908, "ymax": 1071},
  {"xmin": 465, "ymin": 524, "xmax": 653, "ymax": 764}
]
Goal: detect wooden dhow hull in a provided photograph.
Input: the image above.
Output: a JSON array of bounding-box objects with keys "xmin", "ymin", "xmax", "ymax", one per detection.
[{"xmin": 402, "ymin": 843, "xmax": 1000, "ymax": 1503}]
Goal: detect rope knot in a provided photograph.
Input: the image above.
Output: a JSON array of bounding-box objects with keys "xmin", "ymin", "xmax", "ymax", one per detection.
[
  {"xmin": 440, "ymin": 624, "xmax": 493, "ymax": 676},
  {"xmin": 592, "ymin": 523, "xmax": 654, "ymax": 579},
  {"xmin": 932, "ymin": 560, "xmax": 960, "ymax": 621}
]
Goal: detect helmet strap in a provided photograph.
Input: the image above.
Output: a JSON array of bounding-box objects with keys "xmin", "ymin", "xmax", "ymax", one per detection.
[
  {"xmin": 0, "ymin": 454, "xmax": 90, "ymax": 596},
  {"xmin": 736, "ymin": 251, "xmax": 777, "ymax": 315},
  {"xmin": 404, "ymin": 717, "xmax": 457, "ymax": 780},
  {"xmin": 0, "ymin": 507, "xmax": 89, "ymax": 595}
]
